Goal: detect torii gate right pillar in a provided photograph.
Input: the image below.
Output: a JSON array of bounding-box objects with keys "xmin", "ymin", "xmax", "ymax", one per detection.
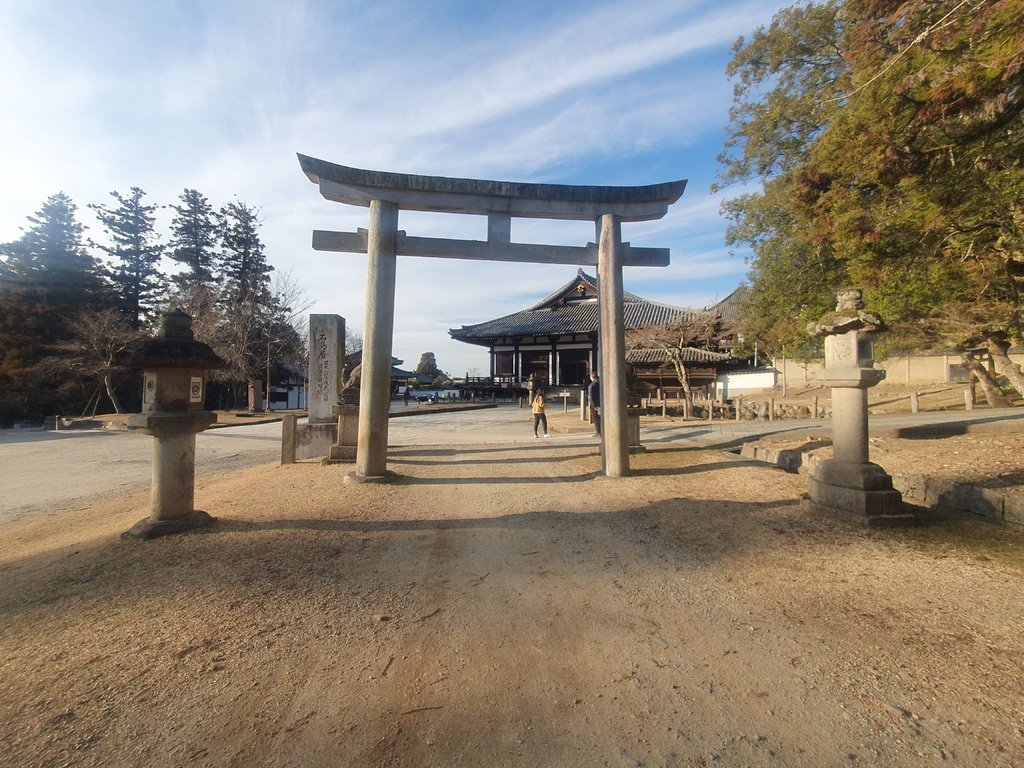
[
  {"xmin": 355, "ymin": 199, "xmax": 399, "ymax": 479},
  {"xmin": 598, "ymin": 214, "xmax": 630, "ymax": 477}
]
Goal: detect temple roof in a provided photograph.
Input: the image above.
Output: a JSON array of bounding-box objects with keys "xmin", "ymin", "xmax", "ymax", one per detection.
[
  {"xmin": 625, "ymin": 348, "xmax": 732, "ymax": 364},
  {"xmin": 450, "ymin": 269, "xmax": 700, "ymax": 346}
]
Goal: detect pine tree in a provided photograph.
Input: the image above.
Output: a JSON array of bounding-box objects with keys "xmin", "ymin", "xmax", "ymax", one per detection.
[
  {"xmin": 416, "ymin": 352, "xmax": 441, "ymax": 378},
  {"xmin": 217, "ymin": 201, "xmax": 275, "ymax": 403},
  {"xmin": 168, "ymin": 188, "xmax": 220, "ymax": 288},
  {"xmin": 219, "ymin": 201, "xmax": 273, "ymax": 305},
  {"xmin": 0, "ymin": 192, "xmax": 106, "ymax": 310},
  {"xmin": 90, "ymin": 187, "xmax": 165, "ymax": 329},
  {"xmin": 0, "ymin": 193, "xmax": 108, "ymax": 423}
]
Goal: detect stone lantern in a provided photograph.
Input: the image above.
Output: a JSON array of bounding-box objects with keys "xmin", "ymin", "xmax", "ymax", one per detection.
[
  {"xmin": 123, "ymin": 310, "xmax": 224, "ymax": 539},
  {"xmin": 804, "ymin": 289, "xmax": 913, "ymax": 526}
]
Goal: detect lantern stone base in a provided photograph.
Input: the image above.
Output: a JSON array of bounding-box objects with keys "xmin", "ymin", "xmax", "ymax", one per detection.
[
  {"xmin": 804, "ymin": 459, "xmax": 914, "ymax": 527},
  {"xmin": 324, "ymin": 445, "xmax": 357, "ymax": 463},
  {"xmin": 343, "ymin": 471, "xmax": 398, "ymax": 485},
  {"xmin": 121, "ymin": 510, "xmax": 216, "ymax": 540},
  {"xmin": 323, "ymin": 404, "xmax": 359, "ymax": 464}
]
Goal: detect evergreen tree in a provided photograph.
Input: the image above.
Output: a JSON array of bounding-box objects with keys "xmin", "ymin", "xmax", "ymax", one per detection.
[
  {"xmin": 216, "ymin": 201, "xmax": 275, "ymax": 404},
  {"xmin": 168, "ymin": 188, "xmax": 220, "ymax": 288},
  {"xmin": 0, "ymin": 193, "xmax": 107, "ymax": 423},
  {"xmin": 715, "ymin": 0, "xmax": 848, "ymax": 353},
  {"xmin": 416, "ymin": 352, "xmax": 440, "ymax": 378},
  {"xmin": 219, "ymin": 201, "xmax": 273, "ymax": 305},
  {"xmin": 90, "ymin": 187, "xmax": 165, "ymax": 329},
  {"xmin": 0, "ymin": 192, "xmax": 106, "ymax": 308}
]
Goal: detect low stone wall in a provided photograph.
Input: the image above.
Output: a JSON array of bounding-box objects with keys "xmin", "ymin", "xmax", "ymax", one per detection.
[
  {"xmin": 892, "ymin": 474, "xmax": 1024, "ymax": 527},
  {"xmin": 281, "ymin": 417, "xmax": 337, "ymax": 463}
]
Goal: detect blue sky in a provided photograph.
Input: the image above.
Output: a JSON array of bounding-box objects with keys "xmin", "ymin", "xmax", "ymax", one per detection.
[{"xmin": 0, "ymin": 0, "xmax": 791, "ymax": 376}]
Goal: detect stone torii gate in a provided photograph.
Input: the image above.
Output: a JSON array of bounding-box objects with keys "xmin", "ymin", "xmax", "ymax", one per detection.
[{"xmin": 298, "ymin": 154, "xmax": 685, "ymax": 479}]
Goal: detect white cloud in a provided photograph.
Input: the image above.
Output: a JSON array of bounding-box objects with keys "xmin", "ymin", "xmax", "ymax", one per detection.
[{"xmin": 0, "ymin": 0, "xmax": 790, "ymax": 375}]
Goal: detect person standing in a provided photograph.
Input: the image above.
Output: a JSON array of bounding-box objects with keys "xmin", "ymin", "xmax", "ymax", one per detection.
[
  {"xmin": 532, "ymin": 389, "xmax": 550, "ymax": 438},
  {"xmin": 588, "ymin": 371, "xmax": 601, "ymax": 436}
]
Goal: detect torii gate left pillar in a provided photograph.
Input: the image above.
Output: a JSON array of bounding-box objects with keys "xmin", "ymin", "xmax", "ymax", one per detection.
[
  {"xmin": 298, "ymin": 155, "xmax": 686, "ymax": 480},
  {"xmin": 359, "ymin": 200, "xmax": 398, "ymax": 477}
]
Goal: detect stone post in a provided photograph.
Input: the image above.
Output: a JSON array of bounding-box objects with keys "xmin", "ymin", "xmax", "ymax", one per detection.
[
  {"xmin": 597, "ymin": 213, "xmax": 630, "ymax": 477},
  {"xmin": 123, "ymin": 311, "xmax": 224, "ymax": 539},
  {"xmin": 308, "ymin": 314, "xmax": 346, "ymax": 423},
  {"xmin": 804, "ymin": 289, "xmax": 912, "ymax": 526},
  {"xmin": 353, "ymin": 199, "xmax": 398, "ymax": 481}
]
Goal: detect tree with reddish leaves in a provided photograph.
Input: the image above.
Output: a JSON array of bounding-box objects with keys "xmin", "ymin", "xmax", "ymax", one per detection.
[{"xmin": 721, "ymin": 0, "xmax": 1024, "ymax": 403}]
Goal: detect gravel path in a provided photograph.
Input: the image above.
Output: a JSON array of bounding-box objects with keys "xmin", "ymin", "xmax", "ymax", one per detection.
[{"xmin": 2, "ymin": 429, "xmax": 1022, "ymax": 767}]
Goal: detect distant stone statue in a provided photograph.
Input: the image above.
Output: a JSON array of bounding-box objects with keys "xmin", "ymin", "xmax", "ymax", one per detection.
[
  {"xmin": 339, "ymin": 363, "xmax": 362, "ymax": 406},
  {"xmin": 341, "ymin": 363, "xmax": 362, "ymax": 395}
]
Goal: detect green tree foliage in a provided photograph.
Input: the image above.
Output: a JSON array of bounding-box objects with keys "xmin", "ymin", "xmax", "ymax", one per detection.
[
  {"xmin": 717, "ymin": 0, "xmax": 848, "ymax": 353},
  {"xmin": 168, "ymin": 188, "xmax": 220, "ymax": 288},
  {"xmin": 0, "ymin": 193, "xmax": 108, "ymax": 423},
  {"xmin": 720, "ymin": 0, "xmax": 1024, "ymax": 398},
  {"xmin": 1, "ymin": 189, "xmax": 308, "ymax": 420},
  {"xmin": 219, "ymin": 201, "xmax": 273, "ymax": 305},
  {"xmin": 416, "ymin": 352, "xmax": 440, "ymax": 378},
  {"xmin": 90, "ymin": 187, "xmax": 165, "ymax": 329},
  {"xmin": 214, "ymin": 202, "xmax": 280, "ymax": 404},
  {"xmin": 0, "ymin": 192, "xmax": 106, "ymax": 309}
]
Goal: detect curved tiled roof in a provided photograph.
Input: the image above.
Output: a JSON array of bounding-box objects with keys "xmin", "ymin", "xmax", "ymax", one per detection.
[
  {"xmin": 450, "ymin": 269, "xmax": 700, "ymax": 343},
  {"xmin": 625, "ymin": 348, "xmax": 731, "ymax": 364}
]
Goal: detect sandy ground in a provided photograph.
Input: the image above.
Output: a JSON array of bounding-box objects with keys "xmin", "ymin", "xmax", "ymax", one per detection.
[{"xmin": 2, "ymin": 432, "xmax": 1023, "ymax": 768}]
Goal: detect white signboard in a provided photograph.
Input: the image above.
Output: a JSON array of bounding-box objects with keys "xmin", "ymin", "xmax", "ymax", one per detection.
[
  {"xmin": 189, "ymin": 376, "xmax": 204, "ymax": 404},
  {"xmin": 143, "ymin": 373, "xmax": 157, "ymax": 405}
]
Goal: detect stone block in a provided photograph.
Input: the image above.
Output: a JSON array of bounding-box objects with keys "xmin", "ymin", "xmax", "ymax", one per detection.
[
  {"xmin": 1004, "ymin": 494, "xmax": 1024, "ymax": 527},
  {"xmin": 810, "ymin": 459, "xmax": 895, "ymax": 492},
  {"xmin": 309, "ymin": 314, "xmax": 346, "ymax": 423},
  {"xmin": 326, "ymin": 444, "xmax": 357, "ymax": 463},
  {"xmin": 807, "ymin": 476, "xmax": 905, "ymax": 517}
]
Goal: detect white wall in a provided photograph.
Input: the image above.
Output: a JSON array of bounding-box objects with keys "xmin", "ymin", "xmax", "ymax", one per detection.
[{"xmin": 717, "ymin": 370, "xmax": 777, "ymax": 397}]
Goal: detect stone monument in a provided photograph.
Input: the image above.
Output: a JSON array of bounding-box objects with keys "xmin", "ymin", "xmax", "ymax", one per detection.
[
  {"xmin": 804, "ymin": 289, "xmax": 913, "ymax": 526},
  {"xmin": 308, "ymin": 314, "xmax": 346, "ymax": 424},
  {"xmin": 123, "ymin": 311, "xmax": 224, "ymax": 539}
]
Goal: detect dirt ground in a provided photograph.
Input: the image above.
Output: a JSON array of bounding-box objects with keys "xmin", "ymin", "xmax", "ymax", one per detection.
[{"xmin": 2, "ymin": 433, "xmax": 1023, "ymax": 768}]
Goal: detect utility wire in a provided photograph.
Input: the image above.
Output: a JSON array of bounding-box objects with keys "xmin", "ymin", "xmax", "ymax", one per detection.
[{"xmin": 828, "ymin": 0, "xmax": 986, "ymax": 103}]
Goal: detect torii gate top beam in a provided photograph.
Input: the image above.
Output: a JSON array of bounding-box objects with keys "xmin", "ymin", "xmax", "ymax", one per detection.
[{"xmin": 298, "ymin": 154, "xmax": 686, "ymax": 223}]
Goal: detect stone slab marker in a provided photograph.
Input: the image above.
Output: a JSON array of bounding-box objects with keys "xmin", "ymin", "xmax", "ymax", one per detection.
[
  {"xmin": 308, "ymin": 314, "xmax": 346, "ymax": 424},
  {"xmin": 804, "ymin": 289, "xmax": 913, "ymax": 526}
]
